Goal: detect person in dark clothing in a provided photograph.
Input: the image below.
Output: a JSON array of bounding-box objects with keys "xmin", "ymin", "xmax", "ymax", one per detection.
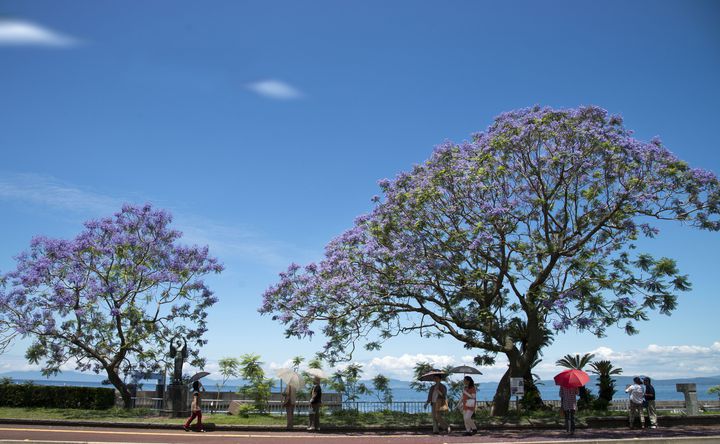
[
  {"xmin": 307, "ymin": 377, "xmax": 322, "ymax": 431},
  {"xmin": 643, "ymin": 377, "xmax": 657, "ymax": 429}
]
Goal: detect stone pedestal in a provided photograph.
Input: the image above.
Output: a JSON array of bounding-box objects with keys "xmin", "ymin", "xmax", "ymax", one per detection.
[
  {"xmin": 166, "ymin": 383, "xmax": 188, "ymax": 418},
  {"xmin": 676, "ymin": 383, "xmax": 699, "ymax": 415}
]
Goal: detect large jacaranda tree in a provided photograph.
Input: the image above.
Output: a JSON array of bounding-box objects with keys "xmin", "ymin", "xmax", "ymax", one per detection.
[
  {"xmin": 260, "ymin": 106, "xmax": 719, "ymax": 415},
  {"xmin": 0, "ymin": 204, "xmax": 223, "ymax": 407}
]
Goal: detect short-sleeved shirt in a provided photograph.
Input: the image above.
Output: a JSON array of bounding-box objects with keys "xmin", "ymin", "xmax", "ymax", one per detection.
[
  {"xmin": 626, "ymin": 384, "xmax": 645, "ymax": 404},
  {"xmin": 559, "ymin": 386, "xmax": 579, "ymax": 411}
]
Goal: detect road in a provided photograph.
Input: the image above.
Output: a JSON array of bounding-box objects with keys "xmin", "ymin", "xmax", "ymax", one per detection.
[{"xmin": 1, "ymin": 424, "xmax": 720, "ymax": 444}]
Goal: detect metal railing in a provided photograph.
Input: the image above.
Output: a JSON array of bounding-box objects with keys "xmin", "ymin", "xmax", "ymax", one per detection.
[
  {"xmin": 130, "ymin": 397, "xmax": 164, "ymax": 410},
  {"xmin": 129, "ymin": 397, "xmax": 720, "ymax": 414}
]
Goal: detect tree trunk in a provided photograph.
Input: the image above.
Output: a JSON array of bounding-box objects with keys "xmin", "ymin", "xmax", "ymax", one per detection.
[
  {"xmin": 491, "ymin": 348, "xmax": 539, "ymax": 416},
  {"xmin": 491, "ymin": 367, "xmax": 512, "ymax": 416},
  {"xmin": 106, "ymin": 368, "xmax": 133, "ymax": 409}
]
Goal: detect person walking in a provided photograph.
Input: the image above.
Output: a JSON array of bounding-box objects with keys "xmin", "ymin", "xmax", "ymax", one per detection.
[
  {"xmin": 460, "ymin": 376, "xmax": 477, "ymax": 436},
  {"xmin": 625, "ymin": 377, "xmax": 646, "ymax": 429},
  {"xmin": 643, "ymin": 377, "xmax": 657, "ymax": 429},
  {"xmin": 184, "ymin": 381, "xmax": 204, "ymax": 432},
  {"xmin": 424, "ymin": 374, "xmax": 450, "ymax": 435},
  {"xmin": 282, "ymin": 384, "xmax": 297, "ymax": 430},
  {"xmin": 307, "ymin": 377, "xmax": 322, "ymax": 432},
  {"xmin": 559, "ymin": 385, "xmax": 579, "ymax": 434}
]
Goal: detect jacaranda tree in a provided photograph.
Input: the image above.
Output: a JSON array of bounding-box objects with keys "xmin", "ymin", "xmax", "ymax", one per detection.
[
  {"xmin": 260, "ymin": 106, "xmax": 720, "ymax": 415},
  {"xmin": 0, "ymin": 204, "xmax": 223, "ymax": 407}
]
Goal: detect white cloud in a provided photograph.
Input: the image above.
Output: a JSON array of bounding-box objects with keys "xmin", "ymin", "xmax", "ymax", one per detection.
[
  {"xmin": 246, "ymin": 79, "xmax": 303, "ymax": 100},
  {"xmin": 0, "ymin": 19, "xmax": 78, "ymax": 47},
  {"xmin": 365, "ymin": 354, "xmax": 469, "ymax": 380},
  {"xmin": 545, "ymin": 341, "xmax": 720, "ymax": 380}
]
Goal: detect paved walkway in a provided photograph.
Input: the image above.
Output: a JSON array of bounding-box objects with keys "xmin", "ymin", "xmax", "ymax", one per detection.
[{"xmin": 1, "ymin": 424, "xmax": 720, "ymax": 444}]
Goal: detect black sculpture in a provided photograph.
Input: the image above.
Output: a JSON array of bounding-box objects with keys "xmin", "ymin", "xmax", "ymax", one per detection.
[{"xmin": 169, "ymin": 335, "xmax": 188, "ymax": 385}]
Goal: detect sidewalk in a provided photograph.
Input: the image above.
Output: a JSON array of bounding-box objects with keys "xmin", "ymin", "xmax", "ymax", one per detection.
[
  {"xmin": 1, "ymin": 414, "xmax": 719, "ymax": 432},
  {"xmin": 1, "ymin": 422, "xmax": 720, "ymax": 444}
]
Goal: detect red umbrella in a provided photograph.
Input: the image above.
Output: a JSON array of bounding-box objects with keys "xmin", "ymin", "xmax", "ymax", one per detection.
[{"xmin": 554, "ymin": 369, "xmax": 589, "ymax": 388}]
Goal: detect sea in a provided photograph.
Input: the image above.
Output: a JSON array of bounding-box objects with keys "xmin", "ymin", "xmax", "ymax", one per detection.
[{"xmin": 6, "ymin": 375, "xmax": 719, "ymax": 401}]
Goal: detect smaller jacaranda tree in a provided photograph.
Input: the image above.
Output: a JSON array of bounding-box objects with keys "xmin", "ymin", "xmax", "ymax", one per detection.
[{"xmin": 0, "ymin": 204, "xmax": 223, "ymax": 408}]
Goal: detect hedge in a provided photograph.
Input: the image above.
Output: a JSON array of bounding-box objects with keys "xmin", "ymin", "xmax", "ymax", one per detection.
[{"xmin": 0, "ymin": 381, "xmax": 115, "ymax": 409}]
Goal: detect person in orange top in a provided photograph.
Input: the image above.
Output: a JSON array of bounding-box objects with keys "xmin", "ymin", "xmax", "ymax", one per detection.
[{"xmin": 461, "ymin": 376, "xmax": 477, "ymax": 436}]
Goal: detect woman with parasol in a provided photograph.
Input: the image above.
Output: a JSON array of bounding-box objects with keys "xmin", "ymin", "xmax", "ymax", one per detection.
[{"xmin": 554, "ymin": 369, "xmax": 589, "ymax": 435}]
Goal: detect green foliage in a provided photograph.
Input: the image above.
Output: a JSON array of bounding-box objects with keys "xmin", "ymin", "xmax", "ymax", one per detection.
[
  {"xmin": 409, "ymin": 362, "xmax": 435, "ymax": 393},
  {"xmin": 0, "ymin": 380, "xmax": 114, "ymax": 409},
  {"xmin": 577, "ymin": 387, "xmax": 597, "ymax": 411},
  {"xmin": 589, "ymin": 360, "xmax": 622, "ymax": 407},
  {"xmin": 709, "ymin": 385, "xmax": 720, "ymax": 399},
  {"xmin": 556, "ymin": 353, "xmax": 595, "ymax": 370},
  {"xmin": 330, "ymin": 363, "xmax": 372, "ymax": 402},
  {"xmin": 372, "ymin": 374, "xmax": 393, "ymax": 403},
  {"xmin": 233, "ymin": 403, "xmax": 255, "ymax": 418},
  {"xmin": 307, "ymin": 357, "xmax": 323, "ymax": 370},
  {"xmin": 216, "ymin": 357, "xmax": 240, "ymax": 400},
  {"xmin": 592, "ymin": 397, "xmax": 610, "ymax": 410},
  {"xmin": 237, "ymin": 354, "xmax": 272, "ymax": 412},
  {"xmin": 291, "ymin": 356, "xmax": 304, "ymax": 371}
]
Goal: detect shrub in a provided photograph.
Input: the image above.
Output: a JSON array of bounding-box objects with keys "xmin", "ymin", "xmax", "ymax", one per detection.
[
  {"xmin": 0, "ymin": 381, "xmax": 115, "ymax": 409},
  {"xmin": 592, "ymin": 397, "xmax": 610, "ymax": 411}
]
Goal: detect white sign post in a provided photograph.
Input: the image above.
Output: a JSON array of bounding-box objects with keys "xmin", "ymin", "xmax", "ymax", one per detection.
[{"xmin": 510, "ymin": 377, "xmax": 524, "ymax": 413}]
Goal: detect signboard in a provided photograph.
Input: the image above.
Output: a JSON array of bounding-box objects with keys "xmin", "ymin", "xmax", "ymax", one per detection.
[{"xmin": 510, "ymin": 377, "xmax": 524, "ymax": 396}]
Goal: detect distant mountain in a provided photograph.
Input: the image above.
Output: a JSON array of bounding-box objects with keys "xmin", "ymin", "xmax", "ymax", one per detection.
[
  {"xmin": 535, "ymin": 375, "xmax": 720, "ymax": 387},
  {"xmin": 0, "ymin": 370, "xmax": 105, "ymax": 382},
  {"xmin": 3, "ymin": 370, "xmax": 718, "ymax": 389}
]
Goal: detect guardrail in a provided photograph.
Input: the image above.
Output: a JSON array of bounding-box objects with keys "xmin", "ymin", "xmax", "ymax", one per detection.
[{"xmin": 129, "ymin": 397, "xmax": 720, "ymax": 414}]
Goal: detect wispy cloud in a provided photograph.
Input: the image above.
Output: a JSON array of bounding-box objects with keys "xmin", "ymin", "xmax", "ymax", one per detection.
[
  {"xmin": 0, "ymin": 173, "xmax": 304, "ymax": 268},
  {"xmin": 0, "ymin": 173, "xmax": 121, "ymax": 214},
  {"xmin": 0, "ymin": 19, "xmax": 79, "ymax": 47},
  {"xmin": 246, "ymin": 79, "xmax": 304, "ymax": 100},
  {"xmin": 173, "ymin": 214, "xmax": 311, "ymax": 269}
]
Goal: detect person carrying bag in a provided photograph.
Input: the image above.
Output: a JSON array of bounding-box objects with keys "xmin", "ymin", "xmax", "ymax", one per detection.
[{"xmin": 424, "ymin": 374, "xmax": 450, "ymax": 434}]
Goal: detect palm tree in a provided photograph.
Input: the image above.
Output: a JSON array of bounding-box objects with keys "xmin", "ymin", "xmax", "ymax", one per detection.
[
  {"xmin": 555, "ymin": 353, "xmax": 595, "ymax": 370},
  {"xmin": 589, "ymin": 360, "xmax": 623, "ymax": 407},
  {"xmin": 556, "ymin": 353, "xmax": 596, "ymax": 409}
]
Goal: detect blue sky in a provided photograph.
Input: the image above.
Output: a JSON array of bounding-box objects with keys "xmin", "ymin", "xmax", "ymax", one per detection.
[{"xmin": 1, "ymin": 0, "xmax": 719, "ymax": 382}]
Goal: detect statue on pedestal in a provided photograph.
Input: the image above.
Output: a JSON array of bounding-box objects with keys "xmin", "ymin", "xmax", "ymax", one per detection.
[
  {"xmin": 169, "ymin": 335, "xmax": 188, "ymax": 384},
  {"xmin": 167, "ymin": 335, "xmax": 189, "ymax": 417}
]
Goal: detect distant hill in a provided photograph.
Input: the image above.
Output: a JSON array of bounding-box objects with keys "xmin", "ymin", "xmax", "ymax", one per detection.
[
  {"xmin": 2, "ymin": 370, "xmax": 718, "ymax": 389},
  {"xmin": 0, "ymin": 370, "xmax": 105, "ymax": 382}
]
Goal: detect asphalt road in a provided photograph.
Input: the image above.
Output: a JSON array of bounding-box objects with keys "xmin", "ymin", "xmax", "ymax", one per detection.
[{"xmin": 1, "ymin": 424, "xmax": 720, "ymax": 444}]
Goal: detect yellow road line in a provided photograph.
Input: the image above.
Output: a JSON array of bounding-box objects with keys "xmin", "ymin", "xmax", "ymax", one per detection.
[{"xmin": 0, "ymin": 427, "xmax": 422, "ymax": 440}]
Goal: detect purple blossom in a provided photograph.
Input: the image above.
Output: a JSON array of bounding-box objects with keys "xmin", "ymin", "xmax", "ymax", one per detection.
[
  {"xmin": 259, "ymin": 105, "xmax": 719, "ymax": 366},
  {"xmin": 0, "ymin": 203, "xmax": 222, "ymax": 403}
]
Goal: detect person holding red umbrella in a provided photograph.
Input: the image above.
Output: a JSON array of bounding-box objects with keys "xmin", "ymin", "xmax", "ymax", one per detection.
[
  {"xmin": 559, "ymin": 385, "xmax": 579, "ymax": 434},
  {"xmin": 554, "ymin": 369, "xmax": 589, "ymax": 435}
]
